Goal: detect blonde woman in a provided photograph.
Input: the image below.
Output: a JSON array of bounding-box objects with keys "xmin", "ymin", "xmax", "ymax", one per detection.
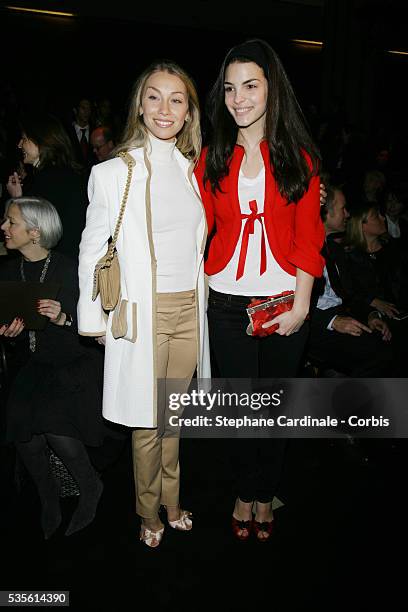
[
  {"xmin": 345, "ymin": 205, "xmax": 408, "ymax": 375},
  {"xmin": 78, "ymin": 61, "xmax": 210, "ymax": 547}
]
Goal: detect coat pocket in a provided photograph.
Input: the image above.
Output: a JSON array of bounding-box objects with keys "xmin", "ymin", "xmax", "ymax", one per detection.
[{"xmin": 111, "ymin": 299, "xmax": 137, "ymax": 342}]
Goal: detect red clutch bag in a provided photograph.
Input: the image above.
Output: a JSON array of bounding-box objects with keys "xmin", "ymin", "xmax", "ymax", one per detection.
[{"xmin": 246, "ymin": 291, "xmax": 295, "ymax": 337}]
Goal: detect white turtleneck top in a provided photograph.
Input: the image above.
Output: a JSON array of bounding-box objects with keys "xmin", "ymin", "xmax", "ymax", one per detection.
[{"xmin": 148, "ymin": 134, "xmax": 202, "ymax": 293}]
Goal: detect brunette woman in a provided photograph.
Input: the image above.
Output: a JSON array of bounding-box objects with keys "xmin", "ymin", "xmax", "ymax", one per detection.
[
  {"xmin": 7, "ymin": 113, "xmax": 87, "ymax": 258},
  {"xmin": 196, "ymin": 39, "xmax": 325, "ymax": 541}
]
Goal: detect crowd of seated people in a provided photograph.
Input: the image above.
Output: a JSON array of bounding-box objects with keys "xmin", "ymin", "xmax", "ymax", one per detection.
[
  {"xmin": 307, "ymin": 105, "xmax": 408, "ymax": 376},
  {"xmin": 307, "ymin": 165, "xmax": 408, "ymax": 377},
  {"xmin": 308, "ymin": 184, "xmax": 394, "ymax": 377},
  {"xmin": 0, "ymin": 96, "xmax": 125, "ymax": 539}
]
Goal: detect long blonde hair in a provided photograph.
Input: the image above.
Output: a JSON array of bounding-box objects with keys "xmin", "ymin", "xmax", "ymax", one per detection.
[{"xmin": 115, "ymin": 60, "xmax": 201, "ymax": 162}]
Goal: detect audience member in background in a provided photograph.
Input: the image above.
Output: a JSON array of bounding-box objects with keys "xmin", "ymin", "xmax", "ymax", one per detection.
[
  {"xmin": 6, "ymin": 112, "xmax": 87, "ymax": 259},
  {"xmin": 0, "ymin": 197, "xmax": 108, "ymax": 538},
  {"xmin": 362, "ymin": 169, "xmax": 386, "ymax": 206},
  {"xmin": 345, "ymin": 204, "xmax": 408, "ymax": 375},
  {"xmin": 94, "ymin": 97, "xmax": 121, "ymax": 140},
  {"xmin": 90, "ymin": 126, "xmax": 115, "ymax": 163},
  {"xmin": 68, "ymin": 97, "xmax": 96, "ymax": 169},
  {"xmin": 381, "ymin": 186, "xmax": 408, "ymax": 241},
  {"xmin": 0, "ymin": 101, "xmax": 7, "ymax": 184},
  {"xmin": 309, "ymin": 186, "xmax": 393, "ymax": 376},
  {"xmin": 374, "ymin": 147, "xmax": 391, "ymax": 174},
  {"xmin": 345, "ymin": 205, "xmax": 407, "ymax": 315}
]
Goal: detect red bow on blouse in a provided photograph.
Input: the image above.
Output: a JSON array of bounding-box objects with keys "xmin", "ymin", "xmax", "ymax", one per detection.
[{"xmin": 236, "ymin": 199, "xmax": 267, "ymax": 280}]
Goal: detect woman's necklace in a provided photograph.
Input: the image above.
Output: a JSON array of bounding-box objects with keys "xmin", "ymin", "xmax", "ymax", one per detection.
[
  {"xmin": 367, "ymin": 240, "xmax": 382, "ymax": 260},
  {"xmin": 20, "ymin": 251, "xmax": 52, "ymax": 352}
]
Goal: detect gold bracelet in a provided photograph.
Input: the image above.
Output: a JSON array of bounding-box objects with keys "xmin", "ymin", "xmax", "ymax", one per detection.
[{"xmin": 54, "ymin": 311, "xmax": 63, "ymax": 324}]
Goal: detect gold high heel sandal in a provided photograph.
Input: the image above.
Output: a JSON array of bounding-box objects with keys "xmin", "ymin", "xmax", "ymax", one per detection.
[
  {"xmin": 140, "ymin": 524, "xmax": 165, "ymax": 548},
  {"xmin": 163, "ymin": 506, "xmax": 193, "ymax": 531}
]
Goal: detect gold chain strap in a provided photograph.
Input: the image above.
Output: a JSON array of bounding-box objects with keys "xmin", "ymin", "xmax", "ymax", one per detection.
[{"xmin": 107, "ymin": 151, "xmax": 136, "ymax": 259}]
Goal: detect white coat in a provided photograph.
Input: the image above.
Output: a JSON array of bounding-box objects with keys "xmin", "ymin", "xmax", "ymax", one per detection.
[{"xmin": 77, "ymin": 145, "xmax": 211, "ymax": 427}]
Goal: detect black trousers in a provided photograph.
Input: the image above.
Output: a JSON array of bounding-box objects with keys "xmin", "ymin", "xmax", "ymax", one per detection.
[{"xmin": 208, "ymin": 288, "xmax": 309, "ymax": 503}]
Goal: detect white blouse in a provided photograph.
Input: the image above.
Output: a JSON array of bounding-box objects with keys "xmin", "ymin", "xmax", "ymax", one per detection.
[{"xmin": 209, "ymin": 167, "xmax": 296, "ymax": 296}]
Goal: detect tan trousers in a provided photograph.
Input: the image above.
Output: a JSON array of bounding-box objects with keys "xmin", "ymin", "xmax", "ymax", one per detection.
[{"xmin": 132, "ymin": 290, "xmax": 197, "ymax": 518}]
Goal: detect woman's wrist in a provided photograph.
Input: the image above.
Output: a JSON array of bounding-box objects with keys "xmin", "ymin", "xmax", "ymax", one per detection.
[
  {"xmin": 294, "ymin": 269, "xmax": 313, "ymax": 317},
  {"xmin": 292, "ymin": 301, "xmax": 309, "ymax": 317},
  {"xmin": 53, "ymin": 311, "xmax": 66, "ymax": 326}
]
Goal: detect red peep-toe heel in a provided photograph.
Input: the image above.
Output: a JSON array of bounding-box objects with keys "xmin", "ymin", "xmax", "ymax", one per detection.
[
  {"xmin": 231, "ymin": 516, "xmax": 252, "ymax": 541},
  {"xmin": 253, "ymin": 519, "xmax": 274, "ymax": 542}
]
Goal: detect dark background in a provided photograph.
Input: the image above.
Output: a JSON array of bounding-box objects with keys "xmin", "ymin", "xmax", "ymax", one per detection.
[
  {"xmin": 1, "ymin": 0, "xmax": 408, "ymax": 136},
  {"xmin": 1, "ymin": 3, "xmax": 408, "ymax": 610}
]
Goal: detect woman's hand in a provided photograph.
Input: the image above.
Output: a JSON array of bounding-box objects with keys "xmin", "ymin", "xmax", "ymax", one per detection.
[
  {"xmin": 37, "ymin": 299, "xmax": 65, "ymax": 325},
  {"xmin": 263, "ymin": 269, "xmax": 313, "ymax": 336},
  {"xmin": 263, "ymin": 306, "xmax": 308, "ymax": 336},
  {"xmin": 0, "ymin": 317, "xmax": 25, "ymax": 337},
  {"xmin": 95, "ymin": 335, "xmax": 106, "ymax": 346},
  {"xmin": 7, "ymin": 172, "xmax": 23, "ymax": 198},
  {"xmin": 370, "ymin": 298, "xmax": 399, "ymax": 319},
  {"xmin": 319, "ymin": 182, "xmax": 327, "ymax": 207}
]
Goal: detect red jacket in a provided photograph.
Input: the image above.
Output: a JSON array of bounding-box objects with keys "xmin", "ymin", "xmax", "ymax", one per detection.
[{"xmin": 195, "ymin": 141, "xmax": 325, "ymax": 278}]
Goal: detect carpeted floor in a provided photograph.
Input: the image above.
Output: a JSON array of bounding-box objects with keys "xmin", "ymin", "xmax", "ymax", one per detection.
[{"xmin": 1, "ymin": 436, "xmax": 406, "ymax": 611}]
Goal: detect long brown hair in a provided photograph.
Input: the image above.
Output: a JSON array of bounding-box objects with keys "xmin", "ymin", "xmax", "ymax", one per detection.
[
  {"xmin": 205, "ymin": 38, "xmax": 320, "ymax": 198},
  {"xmin": 20, "ymin": 112, "xmax": 80, "ymax": 171}
]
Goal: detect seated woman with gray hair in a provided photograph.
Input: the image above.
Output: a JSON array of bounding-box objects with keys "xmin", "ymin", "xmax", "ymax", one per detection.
[{"xmin": 0, "ymin": 196, "xmax": 107, "ymax": 538}]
